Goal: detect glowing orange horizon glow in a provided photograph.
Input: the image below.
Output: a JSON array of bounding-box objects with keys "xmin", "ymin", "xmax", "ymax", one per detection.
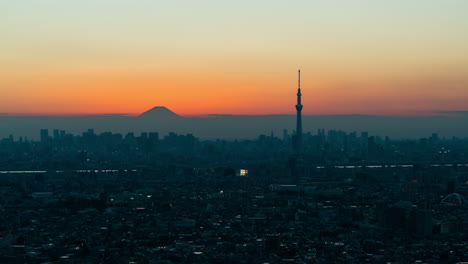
[
  {"xmin": 1, "ymin": 1, "xmax": 467, "ymax": 116},
  {"xmin": 2, "ymin": 67, "xmax": 467, "ymax": 117}
]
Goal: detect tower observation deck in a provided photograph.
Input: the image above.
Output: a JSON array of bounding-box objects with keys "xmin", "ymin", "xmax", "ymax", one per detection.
[{"xmin": 294, "ymin": 70, "xmax": 303, "ymax": 153}]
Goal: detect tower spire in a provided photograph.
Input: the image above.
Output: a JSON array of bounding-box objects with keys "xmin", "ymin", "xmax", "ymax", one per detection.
[
  {"xmin": 294, "ymin": 69, "xmax": 303, "ymax": 153},
  {"xmin": 298, "ymin": 69, "xmax": 301, "ymax": 89}
]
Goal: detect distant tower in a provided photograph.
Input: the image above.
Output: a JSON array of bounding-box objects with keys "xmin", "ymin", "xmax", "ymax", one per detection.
[{"xmin": 294, "ymin": 70, "xmax": 303, "ymax": 153}]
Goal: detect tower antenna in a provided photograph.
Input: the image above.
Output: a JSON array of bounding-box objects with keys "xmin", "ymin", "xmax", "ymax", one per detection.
[{"xmin": 298, "ymin": 69, "xmax": 301, "ymax": 89}]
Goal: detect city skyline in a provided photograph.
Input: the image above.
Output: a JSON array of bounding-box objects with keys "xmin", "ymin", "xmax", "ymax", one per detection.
[
  {"xmin": 2, "ymin": 1, "xmax": 468, "ymax": 116},
  {"xmin": 1, "ymin": 2, "xmax": 467, "ymax": 263}
]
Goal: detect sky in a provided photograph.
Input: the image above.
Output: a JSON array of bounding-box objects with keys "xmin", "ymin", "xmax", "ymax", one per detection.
[{"xmin": 1, "ymin": 0, "xmax": 468, "ymax": 116}]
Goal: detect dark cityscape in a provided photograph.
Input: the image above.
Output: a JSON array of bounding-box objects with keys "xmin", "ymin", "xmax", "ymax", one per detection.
[{"xmin": 2, "ymin": 1, "xmax": 468, "ymax": 263}]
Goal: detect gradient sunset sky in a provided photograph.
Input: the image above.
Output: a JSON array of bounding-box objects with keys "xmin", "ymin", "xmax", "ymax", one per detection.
[{"xmin": 1, "ymin": 0, "xmax": 468, "ymax": 116}]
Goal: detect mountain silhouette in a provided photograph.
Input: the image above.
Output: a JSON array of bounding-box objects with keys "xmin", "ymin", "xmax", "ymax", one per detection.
[{"xmin": 138, "ymin": 106, "xmax": 182, "ymax": 119}]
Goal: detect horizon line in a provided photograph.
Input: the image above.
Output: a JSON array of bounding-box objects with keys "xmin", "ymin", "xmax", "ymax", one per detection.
[{"xmin": 1, "ymin": 111, "xmax": 467, "ymax": 118}]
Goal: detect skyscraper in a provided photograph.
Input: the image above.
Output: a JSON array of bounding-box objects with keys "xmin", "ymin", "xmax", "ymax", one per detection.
[
  {"xmin": 294, "ymin": 70, "xmax": 303, "ymax": 153},
  {"xmin": 40, "ymin": 129, "xmax": 49, "ymax": 143}
]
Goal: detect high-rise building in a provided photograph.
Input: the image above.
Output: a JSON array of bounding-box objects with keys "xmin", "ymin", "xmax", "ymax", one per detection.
[
  {"xmin": 149, "ymin": 132, "xmax": 159, "ymax": 142},
  {"xmin": 294, "ymin": 70, "xmax": 303, "ymax": 153},
  {"xmin": 283, "ymin": 129, "xmax": 289, "ymax": 142},
  {"xmin": 40, "ymin": 129, "xmax": 49, "ymax": 143},
  {"xmin": 53, "ymin": 129, "xmax": 60, "ymax": 140}
]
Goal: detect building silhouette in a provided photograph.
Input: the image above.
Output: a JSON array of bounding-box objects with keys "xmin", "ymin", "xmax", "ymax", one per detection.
[
  {"xmin": 294, "ymin": 70, "xmax": 303, "ymax": 153},
  {"xmin": 40, "ymin": 129, "xmax": 49, "ymax": 143},
  {"xmin": 289, "ymin": 70, "xmax": 304, "ymax": 183}
]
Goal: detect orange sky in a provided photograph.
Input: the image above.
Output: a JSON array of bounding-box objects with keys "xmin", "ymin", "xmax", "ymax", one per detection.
[
  {"xmin": 3, "ymin": 67, "xmax": 467, "ymax": 116},
  {"xmin": 1, "ymin": 1, "xmax": 468, "ymax": 116}
]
